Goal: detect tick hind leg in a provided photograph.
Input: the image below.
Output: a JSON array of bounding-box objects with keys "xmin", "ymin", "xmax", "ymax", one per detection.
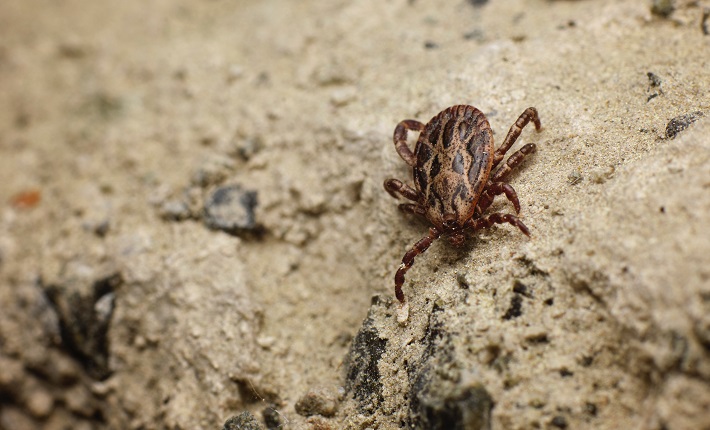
[
  {"xmin": 493, "ymin": 107, "xmax": 541, "ymax": 169},
  {"xmin": 394, "ymin": 227, "xmax": 441, "ymax": 304},
  {"xmin": 467, "ymin": 213, "xmax": 530, "ymax": 237},
  {"xmin": 476, "ymin": 182, "xmax": 521, "ymax": 214},
  {"xmin": 393, "ymin": 119, "xmax": 425, "ymax": 167}
]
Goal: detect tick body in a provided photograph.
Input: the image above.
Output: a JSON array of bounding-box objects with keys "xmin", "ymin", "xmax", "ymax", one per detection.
[{"xmin": 384, "ymin": 105, "xmax": 541, "ymax": 319}]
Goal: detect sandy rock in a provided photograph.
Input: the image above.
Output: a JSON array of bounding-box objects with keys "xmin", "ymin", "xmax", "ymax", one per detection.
[{"xmin": 0, "ymin": 0, "xmax": 709, "ymax": 429}]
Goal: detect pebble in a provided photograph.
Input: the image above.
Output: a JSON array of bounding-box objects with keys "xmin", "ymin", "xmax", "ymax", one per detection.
[
  {"xmin": 204, "ymin": 185, "xmax": 259, "ymax": 235},
  {"xmin": 223, "ymin": 411, "xmax": 264, "ymax": 430},
  {"xmin": 295, "ymin": 388, "xmax": 338, "ymax": 417}
]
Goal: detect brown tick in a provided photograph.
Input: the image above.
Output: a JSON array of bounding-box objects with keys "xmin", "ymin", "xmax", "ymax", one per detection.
[{"xmin": 384, "ymin": 105, "xmax": 542, "ymax": 321}]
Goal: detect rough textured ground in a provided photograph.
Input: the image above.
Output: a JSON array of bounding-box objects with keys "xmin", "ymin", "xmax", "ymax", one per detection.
[{"xmin": 1, "ymin": 0, "xmax": 709, "ymax": 429}]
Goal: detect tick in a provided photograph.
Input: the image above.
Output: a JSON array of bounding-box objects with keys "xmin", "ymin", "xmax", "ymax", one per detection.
[{"xmin": 384, "ymin": 105, "xmax": 542, "ymax": 321}]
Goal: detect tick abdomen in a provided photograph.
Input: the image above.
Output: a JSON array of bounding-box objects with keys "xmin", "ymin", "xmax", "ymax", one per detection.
[{"xmin": 414, "ymin": 105, "xmax": 494, "ymax": 228}]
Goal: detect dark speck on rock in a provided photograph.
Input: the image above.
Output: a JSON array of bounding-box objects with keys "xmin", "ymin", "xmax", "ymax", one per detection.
[
  {"xmin": 204, "ymin": 185, "xmax": 260, "ymax": 236},
  {"xmin": 551, "ymin": 415, "xmax": 568, "ymax": 428},
  {"xmin": 512, "ymin": 280, "xmax": 531, "ymax": 297},
  {"xmin": 665, "ymin": 111, "xmax": 704, "ymax": 139},
  {"xmin": 647, "ymin": 72, "xmax": 662, "ymax": 88},
  {"xmin": 502, "ymin": 295, "xmax": 523, "ymax": 320},
  {"xmin": 651, "ymin": 0, "xmax": 674, "ymax": 18}
]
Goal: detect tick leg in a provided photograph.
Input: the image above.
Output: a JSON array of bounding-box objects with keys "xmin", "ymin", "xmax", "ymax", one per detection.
[
  {"xmin": 395, "ymin": 227, "xmax": 441, "ymax": 303},
  {"xmin": 393, "ymin": 119, "xmax": 425, "ymax": 167},
  {"xmin": 398, "ymin": 203, "xmax": 426, "ymax": 217},
  {"xmin": 384, "ymin": 178, "xmax": 421, "ymax": 202},
  {"xmin": 477, "ymin": 182, "xmax": 521, "ymax": 214},
  {"xmin": 493, "ymin": 107, "xmax": 541, "ymax": 169},
  {"xmin": 492, "ymin": 143, "xmax": 536, "ymax": 183},
  {"xmin": 467, "ymin": 212, "xmax": 530, "ymax": 237}
]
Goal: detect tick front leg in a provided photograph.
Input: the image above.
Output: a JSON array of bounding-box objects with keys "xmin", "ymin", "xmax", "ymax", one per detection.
[
  {"xmin": 493, "ymin": 107, "xmax": 541, "ymax": 168},
  {"xmin": 394, "ymin": 227, "xmax": 441, "ymax": 304},
  {"xmin": 384, "ymin": 178, "xmax": 421, "ymax": 202},
  {"xmin": 393, "ymin": 119, "xmax": 425, "ymax": 167},
  {"xmin": 398, "ymin": 203, "xmax": 426, "ymax": 217},
  {"xmin": 467, "ymin": 213, "xmax": 530, "ymax": 237},
  {"xmin": 477, "ymin": 182, "xmax": 521, "ymax": 214},
  {"xmin": 492, "ymin": 143, "xmax": 536, "ymax": 183}
]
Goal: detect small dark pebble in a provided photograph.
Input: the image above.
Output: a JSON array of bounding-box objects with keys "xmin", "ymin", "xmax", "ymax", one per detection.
[
  {"xmin": 262, "ymin": 405, "xmax": 283, "ymax": 429},
  {"xmin": 665, "ymin": 111, "xmax": 704, "ymax": 139},
  {"xmin": 93, "ymin": 220, "xmax": 110, "ymax": 237},
  {"xmin": 468, "ymin": 0, "xmax": 489, "ymax": 6},
  {"xmin": 223, "ymin": 411, "xmax": 264, "ymax": 430},
  {"xmin": 525, "ymin": 333, "xmax": 549, "ymax": 344},
  {"xmin": 559, "ymin": 368, "xmax": 574, "ymax": 377},
  {"xmin": 585, "ymin": 402, "xmax": 598, "ymax": 416},
  {"xmin": 204, "ymin": 185, "xmax": 259, "ymax": 236},
  {"xmin": 703, "ymin": 8, "xmax": 710, "ymax": 36},
  {"xmin": 647, "ymin": 72, "xmax": 662, "ymax": 88},
  {"xmin": 551, "ymin": 415, "xmax": 568, "ymax": 429},
  {"xmin": 424, "ymin": 41, "xmax": 439, "ymax": 49},
  {"xmin": 651, "ymin": 0, "xmax": 674, "ymax": 18}
]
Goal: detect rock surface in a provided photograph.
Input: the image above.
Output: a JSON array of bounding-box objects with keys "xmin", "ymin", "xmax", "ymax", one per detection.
[{"xmin": 0, "ymin": 0, "xmax": 709, "ymax": 429}]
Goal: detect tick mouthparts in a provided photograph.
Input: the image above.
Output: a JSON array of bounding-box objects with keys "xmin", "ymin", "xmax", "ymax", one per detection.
[{"xmin": 442, "ymin": 213, "xmax": 459, "ymax": 230}]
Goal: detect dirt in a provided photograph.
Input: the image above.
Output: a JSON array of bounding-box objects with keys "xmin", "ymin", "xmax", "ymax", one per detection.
[{"xmin": 1, "ymin": 0, "xmax": 709, "ymax": 429}]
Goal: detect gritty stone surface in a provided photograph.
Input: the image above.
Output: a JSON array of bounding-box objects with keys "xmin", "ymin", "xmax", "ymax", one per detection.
[{"xmin": 0, "ymin": 0, "xmax": 709, "ymax": 429}]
